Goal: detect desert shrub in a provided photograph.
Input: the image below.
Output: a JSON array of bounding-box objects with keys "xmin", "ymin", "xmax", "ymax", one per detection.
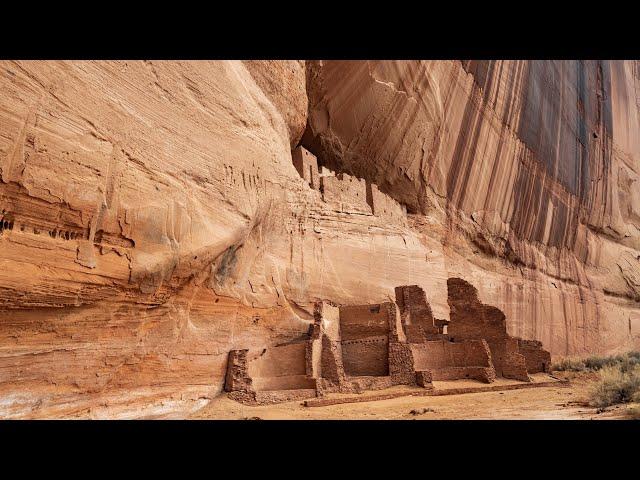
[
  {"xmin": 589, "ymin": 365, "xmax": 640, "ymax": 408},
  {"xmin": 552, "ymin": 351, "xmax": 640, "ymax": 372},
  {"xmin": 584, "ymin": 354, "xmax": 623, "ymax": 370},
  {"xmin": 551, "ymin": 357, "xmax": 586, "ymax": 372},
  {"xmin": 619, "ymin": 355, "xmax": 640, "ymax": 373},
  {"xmin": 628, "ymin": 351, "xmax": 640, "ymax": 361}
]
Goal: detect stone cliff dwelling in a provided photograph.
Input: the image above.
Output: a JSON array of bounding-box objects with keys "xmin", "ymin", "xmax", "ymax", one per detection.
[
  {"xmin": 225, "ymin": 278, "xmax": 551, "ymax": 405},
  {"xmin": 224, "ymin": 146, "xmax": 551, "ymax": 405},
  {"xmin": 292, "ymin": 146, "xmax": 408, "ymax": 222}
]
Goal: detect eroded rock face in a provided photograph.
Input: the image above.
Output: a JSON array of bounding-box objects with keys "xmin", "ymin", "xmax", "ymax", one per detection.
[
  {"xmin": 0, "ymin": 60, "xmax": 638, "ymax": 418},
  {"xmin": 305, "ymin": 60, "xmax": 640, "ymax": 361}
]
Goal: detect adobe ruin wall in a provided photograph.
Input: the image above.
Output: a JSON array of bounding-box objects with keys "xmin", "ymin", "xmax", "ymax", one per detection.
[
  {"xmin": 367, "ymin": 183, "xmax": 408, "ymax": 225},
  {"xmin": 410, "ymin": 339, "xmax": 496, "ymax": 383},
  {"xmin": 292, "ymin": 146, "xmax": 320, "ymax": 190},
  {"xmin": 518, "ymin": 339, "xmax": 552, "ymax": 373},
  {"xmin": 293, "ymin": 146, "xmax": 408, "ymax": 223},
  {"xmin": 225, "ymin": 279, "xmax": 551, "ymax": 404},
  {"xmin": 447, "ymin": 277, "xmax": 551, "ymax": 381}
]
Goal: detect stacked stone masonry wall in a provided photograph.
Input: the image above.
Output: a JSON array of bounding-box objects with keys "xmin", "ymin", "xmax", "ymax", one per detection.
[
  {"xmin": 341, "ymin": 336, "xmax": 389, "ymax": 377},
  {"xmin": 320, "ymin": 334, "xmax": 346, "ymax": 385},
  {"xmin": 339, "ymin": 303, "xmax": 393, "ymax": 340},
  {"xmin": 224, "ymin": 349, "xmax": 253, "ymax": 393},
  {"xmin": 388, "ymin": 341, "xmax": 416, "ymax": 384},
  {"xmin": 415, "ymin": 370, "xmax": 434, "ymax": 388},
  {"xmin": 292, "ymin": 146, "xmax": 319, "ymax": 189},
  {"xmin": 292, "ymin": 146, "xmax": 407, "ymax": 223},
  {"xmin": 447, "ymin": 277, "xmax": 541, "ymax": 382},
  {"xmin": 339, "ymin": 303, "xmax": 396, "ymax": 377},
  {"xmin": 518, "ymin": 339, "xmax": 552, "ymax": 373},
  {"xmin": 429, "ymin": 367, "xmax": 495, "ymax": 383},
  {"xmin": 410, "ymin": 339, "xmax": 492, "ymax": 370},
  {"xmin": 321, "ymin": 173, "xmax": 371, "ymax": 214},
  {"xmin": 226, "ymin": 281, "xmax": 551, "ymax": 404},
  {"xmin": 395, "ymin": 285, "xmax": 439, "ymax": 341},
  {"xmin": 367, "ymin": 183, "xmax": 407, "ymax": 224}
]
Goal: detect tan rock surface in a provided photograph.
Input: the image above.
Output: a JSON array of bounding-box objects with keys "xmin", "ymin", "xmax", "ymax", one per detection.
[
  {"xmin": 0, "ymin": 60, "xmax": 638, "ymax": 418},
  {"xmin": 305, "ymin": 59, "xmax": 640, "ymax": 358}
]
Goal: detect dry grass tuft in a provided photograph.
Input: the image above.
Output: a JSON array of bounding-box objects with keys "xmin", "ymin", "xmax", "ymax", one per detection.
[{"xmin": 589, "ymin": 365, "xmax": 640, "ymax": 409}]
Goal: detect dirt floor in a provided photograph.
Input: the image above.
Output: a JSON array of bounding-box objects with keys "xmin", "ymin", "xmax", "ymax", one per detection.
[{"xmin": 189, "ymin": 372, "xmax": 640, "ymax": 420}]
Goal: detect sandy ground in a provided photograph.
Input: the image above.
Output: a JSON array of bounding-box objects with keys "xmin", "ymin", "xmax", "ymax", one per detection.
[{"xmin": 189, "ymin": 372, "xmax": 639, "ymax": 420}]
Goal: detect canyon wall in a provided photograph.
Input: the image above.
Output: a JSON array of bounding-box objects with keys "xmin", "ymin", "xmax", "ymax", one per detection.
[
  {"xmin": 0, "ymin": 60, "xmax": 638, "ymax": 418},
  {"xmin": 304, "ymin": 60, "xmax": 640, "ymax": 358}
]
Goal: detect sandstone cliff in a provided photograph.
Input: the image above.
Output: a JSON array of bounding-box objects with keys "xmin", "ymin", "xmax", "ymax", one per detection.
[{"xmin": 0, "ymin": 60, "xmax": 638, "ymax": 418}]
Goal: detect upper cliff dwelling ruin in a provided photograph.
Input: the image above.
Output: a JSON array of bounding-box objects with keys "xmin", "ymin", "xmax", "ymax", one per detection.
[
  {"xmin": 292, "ymin": 145, "xmax": 408, "ymax": 222},
  {"xmin": 0, "ymin": 60, "xmax": 639, "ymax": 419}
]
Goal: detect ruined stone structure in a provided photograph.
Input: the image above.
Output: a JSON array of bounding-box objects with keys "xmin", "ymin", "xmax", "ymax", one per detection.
[
  {"xmin": 321, "ymin": 173, "xmax": 371, "ymax": 215},
  {"xmin": 292, "ymin": 146, "xmax": 407, "ymax": 222},
  {"xmin": 367, "ymin": 183, "xmax": 408, "ymax": 225},
  {"xmin": 225, "ymin": 299, "xmax": 417, "ymax": 404},
  {"xmin": 292, "ymin": 146, "xmax": 319, "ymax": 190},
  {"xmin": 224, "ymin": 343, "xmax": 317, "ymax": 405},
  {"xmin": 396, "ymin": 285, "xmax": 442, "ymax": 342},
  {"xmin": 518, "ymin": 339, "xmax": 552, "ymax": 374},
  {"xmin": 225, "ymin": 279, "xmax": 550, "ymax": 404},
  {"xmin": 447, "ymin": 277, "xmax": 551, "ymax": 381}
]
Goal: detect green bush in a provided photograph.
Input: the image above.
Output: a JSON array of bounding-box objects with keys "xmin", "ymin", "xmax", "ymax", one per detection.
[{"xmin": 589, "ymin": 365, "xmax": 640, "ymax": 408}]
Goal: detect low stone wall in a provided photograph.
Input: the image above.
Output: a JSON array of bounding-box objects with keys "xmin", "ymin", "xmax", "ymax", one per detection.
[
  {"xmin": 254, "ymin": 389, "xmax": 317, "ymax": 405},
  {"xmin": 429, "ymin": 366, "xmax": 495, "ymax": 383},
  {"xmin": 251, "ymin": 374, "xmax": 316, "ymax": 391},
  {"xmin": 303, "ymin": 378, "xmax": 570, "ymax": 408},
  {"xmin": 348, "ymin": 375, "xmax": 396, "ymax": 392}
]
